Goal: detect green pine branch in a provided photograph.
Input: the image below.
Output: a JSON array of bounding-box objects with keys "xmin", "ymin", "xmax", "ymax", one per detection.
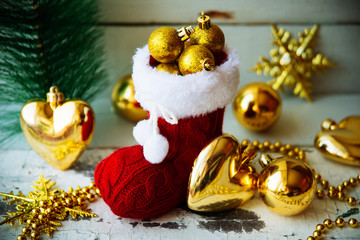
[{"xmin": 0, "ymin": 0, "xmax": 107, "ymax": 144}]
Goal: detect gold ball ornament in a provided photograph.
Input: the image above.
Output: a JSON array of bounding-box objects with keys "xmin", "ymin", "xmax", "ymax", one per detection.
[
  {"xmin": 111, "ymin": 74, "xmax": 148, "ymax": 122},
  {"xmin": 156, "ymin": 62, "xmax": 181, "ymax": 75},
  {"xmin": 257, "ymin": 154, "xmax": 317, "ymax": 216},
  {"xmin": 233, "ymin": 82, "xmax": 282, "ymax": 131},
  {"xmin": 178, "ymin": 45, "xmax": 215, "ymax": 75},
  {"xmin": 190, "ymin": 11, "xmax": 225, "ymax": 53},
  {"xmin": 148, "ymin": 26, "xmax": 183, "ymax": 63}
]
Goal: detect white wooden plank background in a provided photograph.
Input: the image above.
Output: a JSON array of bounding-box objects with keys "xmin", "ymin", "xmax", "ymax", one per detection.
[{"xmin": 1, "ymin": 0, "xmax": 360, "ymax": 239}]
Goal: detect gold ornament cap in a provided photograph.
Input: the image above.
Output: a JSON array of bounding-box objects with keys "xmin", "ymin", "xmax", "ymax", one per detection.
[
  {"xmin": 177, "ymin": 26, "xmax": 195, "ymax": 41},
  {"xmin": 321, "ymin": 119, "xmax": 337, "ymax": 131},
  {"xmin": 46, "ymin": 86, "xmax": 64, "ymax": 110},
  {"xmin": 198, "ymin": 11, "xmax": 211, "ymax": 29}
]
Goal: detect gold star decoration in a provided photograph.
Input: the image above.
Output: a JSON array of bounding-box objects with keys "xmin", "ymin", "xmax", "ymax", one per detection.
[
  {"xmin": 0, "ymin": 175, "xmax": 101, "ymax": 240},
  {"xmin": 250, "ymin": 25, "xmax": 335, "ymax": 102}
]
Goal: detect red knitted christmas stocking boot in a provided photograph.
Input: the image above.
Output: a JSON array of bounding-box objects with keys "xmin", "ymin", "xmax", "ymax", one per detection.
[{"xmin": 94, "ymin": 45, "xmax": 239, "ymax": 219}]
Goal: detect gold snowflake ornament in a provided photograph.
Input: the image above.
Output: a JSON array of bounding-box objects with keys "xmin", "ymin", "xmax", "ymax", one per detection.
[
  {"xmin": 0, "ymin": 175, "xmax": 101, "ymax": 240},
  {"xmin": 250, "ymin": 25, "xmax": 335, "ymax": 102}
]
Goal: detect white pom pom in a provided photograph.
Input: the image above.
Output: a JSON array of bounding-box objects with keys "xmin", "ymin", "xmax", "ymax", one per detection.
[
  {"xmin": 133, "ymin": 120, "xmax": 155, "ymax": 146},
  {"xmin": 143, "ymin": 134, "xmax": 169, "ymax": 164}
]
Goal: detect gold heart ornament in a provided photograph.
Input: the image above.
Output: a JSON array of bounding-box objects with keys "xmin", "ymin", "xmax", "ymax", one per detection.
[
  {"xmin": 20, "ymin": 86, "xmax": 95, "ymax": 170},
  {"xmin": 314, "ymin": 116, "xmax": 360, "ymax": 166},
  {"xmin": 187, "ymin": 134, "xmax": 258, "ymax": 212}
]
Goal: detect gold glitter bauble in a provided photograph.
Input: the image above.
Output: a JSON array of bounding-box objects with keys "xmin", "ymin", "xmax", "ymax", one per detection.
[
  {"xmin": 156, "ymin": 62, "xmax": 181, "ymax": 75},
  {"xmin": 190, "ymin": 12, "xmax": 225, "ymax": 53},
  {"xmin": 257, "ymin": 154, "xmax": 316, "ymax": 216},
  {"xmin": 148, "ymin": 26, "xmax": 183, "ymax": 63},
  {"xmin": 233, "ymin": 82, "xmax": 282, "ymax": 131},
  {"xmin": 178, "ymin": 45, "xmax": 215, "ymax": 76},
  {"xmin": 111, "ymin": 74, "xmax": 148, "ymax": 122}
]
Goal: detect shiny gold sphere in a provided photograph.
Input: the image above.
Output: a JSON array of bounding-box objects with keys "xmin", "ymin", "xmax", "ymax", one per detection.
[
  {"xmin": 111, "ymin": 74, "xmax": 148, "ymax": 122},
  {"xmin": 257, "ymin": 155, "xmax": 316, "ymax": 216},
  {"xmin": 190, "ymin": 24, "xmax": 225, "ymax": 53},
  {"xmin": 156, "ymin": 62, "xmax": 181, "ymax": 75},
  {"xmin": 148, "ymin": 26, "xmax": 183, "ymax": 63},
  {"xmin": 178, "ymin": 45, "xmax": 215, "ymax": 76},
  {"xmin": 233, "ymin": 82, "xmax": 282, "ymax": 131}
]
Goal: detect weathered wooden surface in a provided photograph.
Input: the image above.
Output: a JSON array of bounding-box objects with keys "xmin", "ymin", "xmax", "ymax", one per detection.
[{"xmin": 0, "ymin": 144, "xmax": 359, "ymax": 239}]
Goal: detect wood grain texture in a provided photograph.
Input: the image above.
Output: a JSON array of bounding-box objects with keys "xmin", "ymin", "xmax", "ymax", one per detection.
[
  {"xmin": 0, "ymin": 148, "xmax": 359, "ymax": 240},
  {"xmin": 99, "ymin": 0, "xmax": 360, "ymax": 24}
]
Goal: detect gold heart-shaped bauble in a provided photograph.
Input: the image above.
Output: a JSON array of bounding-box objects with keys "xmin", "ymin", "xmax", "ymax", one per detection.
[
  {"xmin": 187, "ymin": 134, "xmax": 258, "ymax": 212},
  {"xmin": 20, "ymin": 87, "xmax": 95, "ymax": 170},
  {"xmin": 314, "ymin": 116, "xmax": 360, "ymax": 166}
]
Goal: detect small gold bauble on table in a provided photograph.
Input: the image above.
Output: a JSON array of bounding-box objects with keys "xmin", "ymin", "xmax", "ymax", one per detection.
[
  {"xmin": 148, "ymin": 26, "xmax": 184, "ymax": 63},
  {"xmin": 111, "ymin": 74, "xmax": 148, "ymax": 122},
  {"xmin": 156, "ymin": 62, "xmax": 181, "ymax": 75},
  {"xmin": 190, "ymin": 11, "xmax": 225, "ymax": 53},
  {"xmin": 314, "ymin": 116, "xmax": 360, "ymax": 166},
  {"xmin": 20, "ymin": 86, "xmax": 95, "ymax": 170},
  {"xmin": 257, "ymin": 154, "xmax": 317, "ymax": 216},
  {"xmin": 188, "ymin": 134, "xmax": 258, "ymax": 212},
  {"xmin": 178, "ymin": 45, "xmax": 215, "ymax": 75},
  {"xmin": 233, "ymin": 82, "xmax": 282, "ymax": 131}
]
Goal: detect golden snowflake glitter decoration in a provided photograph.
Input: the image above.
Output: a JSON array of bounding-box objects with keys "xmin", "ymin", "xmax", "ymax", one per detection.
[
  {"xmin": 0, "ymin": 175, "xmax": 101, "ymax": 240},
  {"xmin": 250, "ymin": 25, "xmax": 335, "ymax": 102}
]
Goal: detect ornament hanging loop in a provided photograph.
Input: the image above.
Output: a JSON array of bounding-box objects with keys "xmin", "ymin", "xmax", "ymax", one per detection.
[{"xmin": 46, "ymin": 86, "xmax": 64, "ymax": 110}]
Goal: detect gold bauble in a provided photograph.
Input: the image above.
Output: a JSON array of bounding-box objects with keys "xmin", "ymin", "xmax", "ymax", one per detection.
[
  {"xmin": 111, "ymin": 74, "xmax": 148, "ymax": 122},
  {"xmin": 178, "ymin": 45, "xmax": 215, "ymax": 76},
  {"xmin": 20, "ymin": 86, "xmax": 95, "ymax": 170},
  {"xmin": 257, "ymin": 154, "xmax": 316, "ymax": 216},
  {"xmin": 189, "ymin": 12, "xmax": 225, "ymax": 53},
  {"xmin": 156, "ymin": 62, "xmax": 181, "ymax": 75},
  {"xmin": 233, "ymin": 82, "xmax": 282, "ymax": 131},
  {"xmin": 314, "ymin": 116, "xmax": 360, "ymax": 166},
  {"xmin": 188, "ymin": 134, "xmax": 258, "ymax": 212},
  {"xmin": 148, "ymin": 26, "xmax": 183, "ymax": 63}
]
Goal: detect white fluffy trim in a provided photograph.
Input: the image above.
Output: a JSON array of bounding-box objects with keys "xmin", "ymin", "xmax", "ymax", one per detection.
[
  {"xmin": 132, "ymin": 45, "xmax": 240, "ymax": 119},
  {"xmin": 133, "ymin": 120, "xmax": 156, "ymax": 146}
]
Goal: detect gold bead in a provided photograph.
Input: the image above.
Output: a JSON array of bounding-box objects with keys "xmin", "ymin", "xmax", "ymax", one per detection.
[
  {"xmin": 263, "ymin": 141, "xmax": 271, "ymax": 149},
  {"xmin": 26, "ymin": 219, "xmax": 33, "ymax": 225},
  {"xmin": 32, "ymin": 208, "xmax": 39, "ymax": 215},
  {"xmin": 347, "ymin": 197, "xmax": 357, "ymax": 205},
  {"xmin": 328, "ymin": 190, "xmax": 337, "ymax": 198},
  {"xmin": 328, "ymin": 186, "xmax": 337, "ymax": 192},
  {"xmin": 285, "ymin": 144, "xmax": 293, "ymax": 151},
  {"xmin": 31, "ymin": 223, "xmax": 38, "ymax": 229},
  {"xmin": 148, "ymin": 26, "xmax": 183, "ymax": 63},
  {"xmin": 38, "ymin": 214, "xmax": 44, "ymax": 221},
  {"xmin": 348, "ymin": 218, "xmax": 358, "ymax": 228},
  {"xmin": 61, "ymin": 192, "xmax": 68, "ymax": 199},
  {"xmin": 321, "ymin": 180, "xmax": 329, "ymax": 189},
  {"xmin": 87, "ymin": 193, "xmax": 95, "ymax": 202},
  {"xmin": 357, "ymin": 173, "xmax": 360, "ymax": 182},
  {"xmin": 72, "ymin": 190, "xmax": 80, "ymax": 197},
  {"xmin": 258, "ymin": 143, "xmax": 265, "ymax": 152},
  {"xmin": 307, "ymin": 237, "xmax": 315, "ymax": 240},
  {"xmin": 65, "ymin": 197, "xmax": 73, "ymax": 205},
  {"xmin": 17, "ymin": 235, "xmax": 27, "ymax": 240},
  {"xmin": 46, "ymin": 207, "xmax": 53, "ymax": 214},
  {"xmin": 241, "ymin": 139, "xmax": 251, "ymax": 146},
  {"xmin": 77, "ymin": 197, "xmax": 85, "ymax": 205},
  {"xmin": 315, "ymin": 174, "xmax": 321, "ymax": 182},
  {"xmin": 323, "ymin": 219, "xmax": 333, "ymax": 228},
  {"xmin": 316, "ymin": 224, "xmax": 326, "ymax": 233},
  {"xmin": 288, "ymin": 151, "xmax": 295, "ymax": 158},
  {"xmin": 335, "ymin": 217, "xmax": 345, "ymax": 227},
  {"xmin": 316, "ymin": 189, "xmax": 325, "ymax": 198},
  {"xmin": 279, "ymin": 146, "xmax": 287, "ymax": 154},
  {"xmin": 343, "ymin": 180, "xmax": 350, "ymax": 188},
  {"xmin": 81, "ymin": 187, "xmax": 90, "ymax": 194},
  {"xmin": 95, "ymin": 188, "xmax": 102, "ymax": 197},
  {"xmin": 294, "ymin": 147, "xmax": 300, "ymax": 153},
  {"xmin": 337, "ymin": 185, "xmax": 344, "ymax": 192},
  {"xmin": 89, "ymin": 182, "xmax": 96, "ymax": 188},
  {"xmin": 349, "ymin": 177, "xmax": 357, "ymax": 186},
  {"xmin": 337, "ymin": 191, "xmax": 345, "ymax": 200},
  {"xmin": 30, "ymin": 231, "xmax": 40, "ymax": 239},
  {"xmin": 22, "ymin": 227, "xmax": 31, "ymax": 235},
  {"xmin": 54, "ymin": 202, "xmax": 61, "ymax": 208},
  {"xmin": 274, "ymin": 141, "xmax": 282, "ymax": 149},
  {"xmin": 39, "ymin": 201, "xmax": 46, "ymax": 207},
  {"xmin": 269, "ymin": 144, "xmax": 276, "ymax": 152},
  {"xmin": 252, "ymin": 140, "xmax": 260, "ymax": 148},
  {"xmin": 312, "ymin": 230, "xmax": 322, "ymax": 239}
]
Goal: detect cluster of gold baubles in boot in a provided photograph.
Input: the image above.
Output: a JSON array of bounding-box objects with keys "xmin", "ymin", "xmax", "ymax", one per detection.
[
  {"xmin": 20, "ymin": 86, "xmax": 95, "ymax": 170},
  {"xmin": 188, "ymin": 134, "xmax": 316, "ymax": 216},
  {"xmin": 148, "ymin": 11, "xmax": 224, "ymax": 75}
]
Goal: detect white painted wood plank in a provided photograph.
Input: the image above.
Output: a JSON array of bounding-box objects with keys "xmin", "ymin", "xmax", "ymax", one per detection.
[
  {"xmin": 0, "ymin": 148, "xmax": 359, "ymax": 239},
  {"xmin": 99, "ymin": 0, "xmax": 360, "ymax": 24}
]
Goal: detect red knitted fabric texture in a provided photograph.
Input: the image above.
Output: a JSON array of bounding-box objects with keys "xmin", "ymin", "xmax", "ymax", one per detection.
[{"xmin": 94, "ymin": 108, "xmax": 225, "ymax": 219}]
